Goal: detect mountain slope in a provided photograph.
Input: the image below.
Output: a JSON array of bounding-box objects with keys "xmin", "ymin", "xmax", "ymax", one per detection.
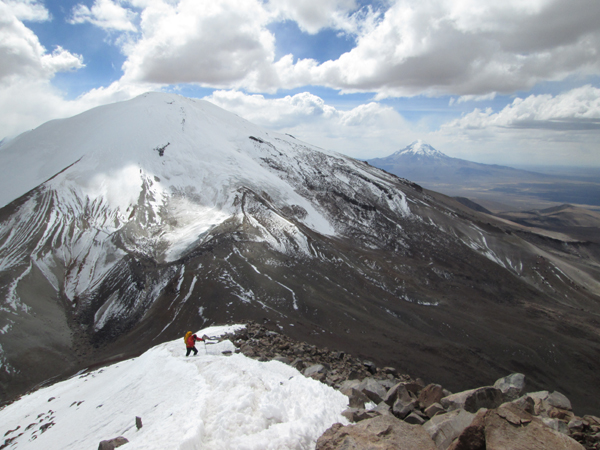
[{"xmin": 0, "ymin": 94, "xmax": 599, "ymax": 413}]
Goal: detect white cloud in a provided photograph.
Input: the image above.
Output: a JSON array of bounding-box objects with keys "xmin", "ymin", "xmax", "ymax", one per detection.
[
  {"xmin": 70, "ymin": 0, "xmax": 137, "ymax": 32},
  {"xmin": 3, "ymin": 0, "xmax": 49, "ymax": 21},
  {"xmin": 47, "ymin": 0, "xmax": 600, "ymax": 99},
  {"xmin": 121, "ymin": 0, "xmax": 277, "ymax": 89},
  {"xmin": 274, "ymin": 0, "xmax": 600, "ymax": 97},
  {"xmin": 204, "ymin": 89, "xmax": 417, "ymax": 158},
  {"xmin": 433, "ymin": 85, "xmax": 600, "ymax": 166},
  {"xmin": 267, "ymin": 0, "xmax": 359, "ymax": 34},
  {"xmin": 444, "ymin": 85, "xmax": 600, "ymax": 131},
  {"xmin": 0, "ymin": 2, "xmax": 83, "ymax": 83},
  {"xmin": 0, "ymin": 1, "xmax": 142, "ymax": 139}
]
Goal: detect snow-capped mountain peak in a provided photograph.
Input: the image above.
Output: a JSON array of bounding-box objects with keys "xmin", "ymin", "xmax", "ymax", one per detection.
[{"xmin": 395, "ymin": 140, "xmax": 446, "ymax": 158}]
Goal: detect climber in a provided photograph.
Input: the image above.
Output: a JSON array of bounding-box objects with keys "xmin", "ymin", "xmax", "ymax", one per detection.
[{"xmin": 184, "ymin": 331, "xmax": 203, "ymax": 356}]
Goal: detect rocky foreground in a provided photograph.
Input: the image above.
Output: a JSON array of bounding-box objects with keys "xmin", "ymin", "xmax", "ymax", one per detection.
[{"xmin": 222, "ymin": 322, "xmax": 600, "ymax": 450}]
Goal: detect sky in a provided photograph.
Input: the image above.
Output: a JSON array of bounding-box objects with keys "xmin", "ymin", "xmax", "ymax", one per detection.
[{"xmin": 1, "ymin": 0, "xmax": 600, "ymax": 167}]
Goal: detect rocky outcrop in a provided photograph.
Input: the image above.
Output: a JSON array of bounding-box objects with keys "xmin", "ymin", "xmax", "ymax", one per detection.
[
  {"xmin": 315, "ymin": 415, "xmax": 437, "ymax": 450},
  {"xmin": 449, "ymin": 403, "xmax": 585, "ymax": 450},
  {"xmin": 222, "ymin": 322, "xmax": 600, "ymax": 450},
  {"xmin": 98, "ymin": 437, "xmax": 128, "ymax": 450}
]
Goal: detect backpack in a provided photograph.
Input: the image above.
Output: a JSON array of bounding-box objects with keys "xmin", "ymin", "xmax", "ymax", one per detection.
[{"xmin": 184, "ymin": 331, "xmax": 192, "ymax": 346}]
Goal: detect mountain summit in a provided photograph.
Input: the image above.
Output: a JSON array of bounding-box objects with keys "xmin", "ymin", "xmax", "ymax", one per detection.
[
  {"xmin": 393, "ymin": 140, "xmax": 447, "ymax": 159},
  {"xmin": 1, "ymin": 93, "xmax": 599, "ymax": 413}
]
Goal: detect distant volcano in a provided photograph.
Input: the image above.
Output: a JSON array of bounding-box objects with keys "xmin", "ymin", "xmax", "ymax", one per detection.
[
  {"xmin": 366, "ymin": 140, "xmax": 541, "ymax": 185},
  {"xmin": 1, "ymin": 94, "xmax": 599, "ymax": 414}
]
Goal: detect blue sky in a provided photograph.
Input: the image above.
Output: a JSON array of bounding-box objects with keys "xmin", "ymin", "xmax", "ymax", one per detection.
[{"xmin": 2, "ymin": 0, "xmax": 600, "ymax": 167}]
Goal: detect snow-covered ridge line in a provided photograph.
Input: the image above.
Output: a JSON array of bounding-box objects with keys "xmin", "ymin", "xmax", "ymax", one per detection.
[{"xmin": 0, "ymin": 324, "xmax": 348, "ymax": 450}]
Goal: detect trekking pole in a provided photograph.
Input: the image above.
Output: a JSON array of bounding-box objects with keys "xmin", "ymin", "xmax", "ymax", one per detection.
[{"xmin": 203, "ymin": 339, "xmax": 207, "ymax": 355}]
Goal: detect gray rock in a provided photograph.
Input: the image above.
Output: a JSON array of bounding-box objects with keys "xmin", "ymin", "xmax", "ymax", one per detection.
[
  {"xmin": 363, "ymin": 360, "xmax": 377, "ymax": 375},
  {"xmin": 392, "ymin": 398, "xmax": 417, "ymax": 419},
  {"xmin": 383, "ymin": 382, "xmax": 413, "ymax": 406},
  {"xmin": 423, "ymin": 409, "xmax": 475, "ymax": 450},
  {"xmin": 441, "ymin": 386, "xmax": 503, "ymax": 413},
  {"xmin": 339, "ymin": 379, "xmax": 361, "ymax": 391},
  {"xmin": 372, "ymin": 402, "xmax": 392, "ymax": 416},
  {"xmin": 272, "ymin": 356, "xmax": 291, "ymax": 365},
  {"xmin": 568, "ymin": 418, "xmax": 584, "ymax": 431},
  {"xmin": 419, "ymin": 384, "xmax": 446, "ymax": 409},
  {"xmin": 316, "ymin": 415, "xmax": 437, "ymax": 450},
  {"xmin": 304, "ymin": 364, "xmax": 327, "ymax": 378},
  {"xmin": 98, "ymin": 437, "xmax": 129, "ymax": 450},
  {"xmin": 425, "ymin": 402, "xmax": 446, "ymax": 418},
  {"xmin": 493, "ymin": 373, "xmax": 526, "ymax": 402},
  {"xmin": 358, "ymin": 378, "xmax": 388, "ymax": 404},
  {"xmin": 547, "ymin": 391, "xmax": 572, "ymax": 411},
  {"xmin": 340, "ymin": 388, "xmax": 371, "ymax": 409},
  {"xmin": 542, "ymin": 417, "xmax": 569, "ymax": 435},
  {"xmin": 341, "ymin": 407, "xmax": 379, "ymax": 422},
  {"xmin": 404, "ymin": 412, "xmax": 426, "ymax": 425}
]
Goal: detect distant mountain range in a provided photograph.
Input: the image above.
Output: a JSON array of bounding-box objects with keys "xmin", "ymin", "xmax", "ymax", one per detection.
[
  {"xmin": 366, "ymin": 141, "xmax": 600, "ymax": 210},
  {"xmin": 366, "ymin": 140, "xmax": 550, "ymax": 185}
]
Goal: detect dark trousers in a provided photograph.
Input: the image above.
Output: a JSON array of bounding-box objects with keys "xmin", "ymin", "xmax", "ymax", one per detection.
[{"xmin": 186, "ymin": 346, "xmax": 198, "ymax": 356}]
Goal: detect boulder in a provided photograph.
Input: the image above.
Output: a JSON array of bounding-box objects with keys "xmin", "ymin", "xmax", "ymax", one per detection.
[
  {"xmin": 272, "ymin": 355, "xmax": 291, "ymax": 365},
  {"xmin": 423, "ymin": 409, "xmax": 475, "ymax": 450},
  {"xmin": 382, "ymin": 367, "xmax": 398, "ymax": 377},
  {"xmin": 340, "ymin": 388, "xmax": 371, "ymax": 409},
  {"xmin": 372, "ymin": 402, "xmax": 392, "ymax": 416},
  {"xmin": 304, "ymin": 364, "xmax": 328, "ymax": 378},
  {"xmin": 485, "ymin": 410, "xmax": 584, "ymax": 450},
  {"xmin": 521, "ymin": 390, "xmax": 572, "ymax": 416},
  {"xmin": 493, "ymin": 373, "xmax": 525, "ymax": 402},
  {"xmin": 363, "ymin": 360, "xmax": 377, "ymax": 375},
  {"xmin": 383, "ymin": 382, "xmax": 413, "ymax": 406},
  {"xmin": 542, "ymin": 418, "xmax": 569, "ymax": 435},
  {"xmin": 98, "ymin": 437, "xmax": 128, "ymax": 450},
  {"xmin": 568, "ymin": 418, "xmax": 584, "ymax": 432},
  {"xmin": 419, "ymin": 384, "xmax": 446, "ymax": 409},
  {"xmin": 441, "ymin": 387, "xmax": 503, "ymax": 414},
  {"xmin": 339, "ymin": 379, "xmax": 361, "ymax": 391},
  {"xmin": 404, "ymin": 412, "xmax": 427, "ymax": 425},
  {"xmin": 448, "ymin": 404, "xmax": 585, "ymax": 450},
  {"xmin": 392, "ymin": 398, "xmax": 417, "ymax": 419},
  {"xmin": 315, "ymin": 415, "xmax": 437, "ymax": 450},
  {"xmin": 547, "ymin": 391, "xmax": 572, "ymax": 411},
  {"xmin": 342, "ymin": 407, "xmax": 379, "ymax": 422},
  {"xmin": 358, "ymin": 378, "xmax": 388, "ymax": 404},
  {"xmin": 425, "ymin": 402, "xmax": 446, "ymax": 418}
]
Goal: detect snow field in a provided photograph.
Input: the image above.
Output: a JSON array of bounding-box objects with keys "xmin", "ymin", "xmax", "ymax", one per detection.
[{"xmin": 0, "ymin": 325, "xmax": 349, "ymax": 450}]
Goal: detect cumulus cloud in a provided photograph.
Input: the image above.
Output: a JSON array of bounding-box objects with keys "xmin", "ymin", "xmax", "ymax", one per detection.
[
  {"xmin": 51, "ymin": 0, "xmax": 600, "ymax": 98},
  {"xmin": 292, "ymin": 0, "xmax": 600, "ymax": 97},
  {"xmin": 444, "ymin": 85, "xmax": 600, "ymax": 131},
  {"xmin": 70, "ymin": 0, "xmax": 137, "ymax": 32},
  {"xmin": 0, "ymin": 1, "xmax": 142, "ymax": 138},
  {"xmin": 0, "ymin": 1, "xmax": 83, "ymax": 83},
  {"xmin": 267, "ymin": 0, "xmax": 360, "ymax": 34},
  {"xmin": 3, "ymin": 0, "xmax": 49, "ymax": 21},
  {"xmin": 121, "ymin": 0, "xmax": 276, "ymax": 89},
  {"xmin": 205, "ymin": 90, "xmax": 417, "ymax": 158}
]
